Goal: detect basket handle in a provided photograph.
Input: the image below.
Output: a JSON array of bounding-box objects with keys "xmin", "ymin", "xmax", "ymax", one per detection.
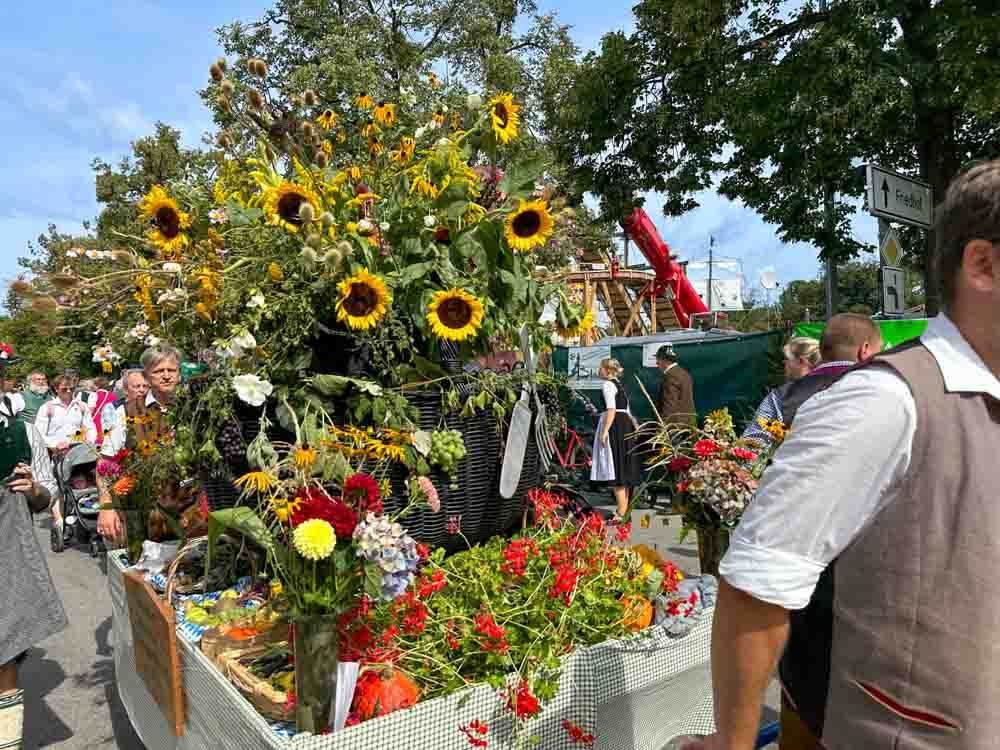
[{"xmin": 164, "ymin": 535, "xmax": 209, "ymax": 603}]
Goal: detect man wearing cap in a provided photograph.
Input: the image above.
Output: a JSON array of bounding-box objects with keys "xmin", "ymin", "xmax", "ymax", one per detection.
[
  {"xmin": 685, "ymin": 162, "xmax": 1000, "ymax": 750},
  {"xmin": 654, "ymin": 343, "xmax": 696, "ymax": 427},
  {"xmin": 0, "ymin": 345, "xmax": 67, "ymax": 750}
]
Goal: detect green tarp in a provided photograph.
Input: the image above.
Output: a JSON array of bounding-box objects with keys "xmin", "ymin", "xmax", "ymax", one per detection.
[
  {"xmin": 553, "ymin": 330, "xmax": 784, "ymax": 438},
  {"xmin": 793, "ymin": 319, "xmax": 928, "ymax": 349}
]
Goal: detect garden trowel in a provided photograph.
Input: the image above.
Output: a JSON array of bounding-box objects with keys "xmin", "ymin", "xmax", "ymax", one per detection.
[{"xmin": 499, "ymin": 327, "xmax": 534, "ymax": 498}]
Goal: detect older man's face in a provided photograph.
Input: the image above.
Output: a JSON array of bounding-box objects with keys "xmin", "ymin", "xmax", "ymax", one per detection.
[
  {"xmin": 125, "ymin": 373, "xmax": 150, "ymax": 401},
  {"xmin": 146, "ymin": 358, "xmax": 180, "ymax": 397}
]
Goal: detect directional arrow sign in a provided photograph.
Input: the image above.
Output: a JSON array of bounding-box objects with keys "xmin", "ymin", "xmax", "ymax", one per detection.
[
  {"xmin": 879, "ymin": 227, "xmax": 904, "ymax": 266},
  {"xmin": 882, "ymin": 266, "xmax": 905, "ymax": 316},
  {"xmin": 866, "ymin": 164, "xmax": 933, "ymax": 228}
]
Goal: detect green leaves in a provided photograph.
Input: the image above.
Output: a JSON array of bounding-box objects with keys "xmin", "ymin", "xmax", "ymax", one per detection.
[
  {"xmin": 224, "ymin": 200, "xmax": 264, "ymax": 227},
  {"xmin": 310, "ymin": 374, "xmax": 383, "ymax": 397},
  {"xmin": 207, "ymin": 507, "xmax": 275, "ymax": 570},
  {"xmin": 499, "ymin": 156, "xmax": 547, "ymax": 200}
]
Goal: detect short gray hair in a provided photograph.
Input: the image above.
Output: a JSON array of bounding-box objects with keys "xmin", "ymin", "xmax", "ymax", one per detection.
[
  {"xmin": 124, "ymin": 368, "xmax": 147, "ymax": 384},
  {"xmin": 141, "ymin": 344, "xmax": 183, "ymax": 372}
]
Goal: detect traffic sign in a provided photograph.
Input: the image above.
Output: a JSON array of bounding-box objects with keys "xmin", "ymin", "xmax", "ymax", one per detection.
[
  {"xmin": 882, "ymin": 266, "xmax": 905, "ymax": 316},
  {"xmin": 879, "ymin": 227, "xmax": 904, "ymax": 266},
  {"xmin": 866, "ymin": 164, "xmax": 933, "ymax": 228}
]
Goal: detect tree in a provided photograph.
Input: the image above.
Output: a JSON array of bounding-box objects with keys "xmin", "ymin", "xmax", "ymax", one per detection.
[
  {"xmin": 778, "ymin": 260, "xmax": 923, "ymax": 322},
  {"xmin": 551, "ymin": 0, "xmax": 1000, "ymax": 314}
]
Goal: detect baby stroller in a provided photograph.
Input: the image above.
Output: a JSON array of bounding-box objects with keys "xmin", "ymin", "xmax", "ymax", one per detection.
[{"xmin": 52, "ymin": 443, "xmax": 103, "ymax": 556}]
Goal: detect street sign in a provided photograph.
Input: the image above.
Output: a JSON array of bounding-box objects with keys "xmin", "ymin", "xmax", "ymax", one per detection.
[
  {"xmin": 882, "ymin": 266, "xmax": 905, "ymax": 316},
  {"xmin": 866, "ymin": 164, "xmax": 933, "ymax": 228},
  {"xmin": 879, "ymin": 226, "xmax": 904, "ymax": 266}
]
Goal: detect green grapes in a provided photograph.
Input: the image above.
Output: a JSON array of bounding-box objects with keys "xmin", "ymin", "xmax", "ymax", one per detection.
[{"xmin": 428, "ymin": 429, "xmax": 467, "ymax": 479}]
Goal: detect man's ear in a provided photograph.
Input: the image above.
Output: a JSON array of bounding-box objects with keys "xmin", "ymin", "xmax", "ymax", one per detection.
[{"xmin": 961, "ymin": 239, "xmax": 998, "ymax": 295}]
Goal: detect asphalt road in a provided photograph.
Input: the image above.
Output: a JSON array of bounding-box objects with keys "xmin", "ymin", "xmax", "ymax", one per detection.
[{"xmin": 20, "ymin": 517, "xmax": 144, "ymax": 750}]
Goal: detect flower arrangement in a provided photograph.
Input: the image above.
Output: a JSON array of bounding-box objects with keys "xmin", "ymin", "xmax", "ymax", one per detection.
[{"xmin": 92, "ymin": 343, "xmax": 122, "ymax": 374}]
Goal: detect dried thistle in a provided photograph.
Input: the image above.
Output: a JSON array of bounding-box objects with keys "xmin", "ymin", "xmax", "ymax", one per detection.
[
  {"xmin": 303, "ymin": 89, "xmax": 317, "ymax": 107},
  {"xmin": 216, "ymin": 96, "xmax": 231, "ymax": 113},
  {"xmin": 10, "ymin": 279, "xmax": 33, "ymax": 297},
  {"xmin": 315, "ymin": 151, "xmax": 329, "ymax": 168},
  {"xmin": 249, "ymin": 58, "xmax": 268, "ymax": 78},
  {"xmin": 112, "ymin": 249, "xmax": 133, "ymax": 265},
  {"xmin": 320, "ymin": 212, "xmax": 335, "ymax": 228},
  {"xmin": 48, "ymin": 270, "xmax": 81, "ymax": 291},
  {"xmin": 217, "ymin": 131, "xmax": 233, "ymax": 149},
  {"xmin": 301, "ymin": 120, "xmax": 314, "ymax": 139},
  {"xmin": 248, "ymin": 89, "xmax": 264, "ymax": 111},
  {"xmin": 209, "ymin": 63, "xmax": 224, "ymax": 82},
  {"xmin": 31, "ymin": 296, "xmax": 59, "ymax": 314},
  {"xmin": 220, "ymin": 79, "xmax": 235, "ymax": 97},
  {"xmin": 298, "ymin": 202, "xmax": 315, "ymax": 224}
]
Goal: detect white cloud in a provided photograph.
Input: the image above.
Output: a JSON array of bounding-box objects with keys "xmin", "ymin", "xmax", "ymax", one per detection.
[{"xmin": 100, "ymin": 102, "xmax": 152, "ymax": 140}]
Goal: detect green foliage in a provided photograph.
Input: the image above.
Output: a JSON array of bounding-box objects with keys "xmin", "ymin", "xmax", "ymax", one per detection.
[
  {"xmin": 553, "ymin": 1, "xmax": 1000, "ymax": 314},
  {"xmin": 778, "ymin": 260, "xmax": 924, "ymax": 322}
]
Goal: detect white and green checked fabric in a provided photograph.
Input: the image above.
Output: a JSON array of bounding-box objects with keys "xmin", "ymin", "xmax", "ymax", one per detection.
[{"xmin": 109, "ymin": 552, "xmax": 714, "ymax": 750}]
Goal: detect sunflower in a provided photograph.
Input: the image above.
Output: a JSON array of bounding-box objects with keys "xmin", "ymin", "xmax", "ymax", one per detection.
[
  {"xmin": 269, "ymin": 495, "xmax": 303, "ymax": 524},
  {"xmin": 354, "ymin": 93, "xmax": 375, "ymax": 110},
  {"xmin": 72, "ymin": 428, "xmax": 88, "ymax": 442},
  {"xmin": 336, "ymin": 268, "xmax": 391, "ymax": 330},
  {"xmin": 487, "ymin": 93, "xmax": 521, "ymax": 144},
  {"xmin": 373, "ymin": 101, "xmax": 396, "ymax": 127},
  {"xmin": 235, "ymin": 470, "xmax": 277, "ymax": 494},
  {"xmin": 555, "ymin": 309, "xmax": 594, "ymax": 338},
  {"xmin": 135, "ymin": 439, "xmax": 157, "ymax": 457},
  {"xmin": 294, "ymin": 444, "xmax": 317, "ymax": 469},
  {"xmin": 316, "ymin": 109, "xmax": 338, "ymax": 130},
  {"xmin": 263, "ymin": 181, "xmax": 321, "ymax": 233},
  {"xmin": 504, "ymin": 199, "xmax": 554, "ymax": 252},
  {"xmin": 138, "ymin": 186, "xmax": 192, "ymax": 258},
  {"xmin": 320, "ymin": 140, "xmax": 333, "ymax": 156},
  {"xmin": 426, "ymin": 288, "xmax": 484, "ymax": 342}
]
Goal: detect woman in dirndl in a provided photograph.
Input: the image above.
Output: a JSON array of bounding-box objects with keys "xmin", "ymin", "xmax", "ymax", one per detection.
[
  {"xmin": 0, "ymin": 347, "xmax": 67, "ymax": 750},
  {"xmin": 590, "ymin": 358, "xmax": 641, "ymax": 517}
]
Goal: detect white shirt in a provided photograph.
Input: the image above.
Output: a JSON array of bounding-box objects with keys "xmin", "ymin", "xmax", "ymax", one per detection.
[
  {"xmin": 601, "ymin": 380, "xmax": 630, "ymax": 413},
  {"xmin": 720, "ymin": 314, "xmax": 1000, "ymax": 610},
  {"xmin": 34, "ymin": 397, "xmax": 97, "ymax": 449}
]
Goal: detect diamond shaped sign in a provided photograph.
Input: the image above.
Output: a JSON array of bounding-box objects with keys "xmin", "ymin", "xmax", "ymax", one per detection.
[{"xmin": 880, "ymin": 227, "xmax": 904, "ymax": 266}]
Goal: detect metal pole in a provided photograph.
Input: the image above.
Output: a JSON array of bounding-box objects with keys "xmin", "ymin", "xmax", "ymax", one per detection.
[
  {"xmin": 707, "ymin": 236, "xmax": 715, "ymax": 311},
  {"xmin": 877, "ymin": 217, "xmax": 892, "ymax": 316}
]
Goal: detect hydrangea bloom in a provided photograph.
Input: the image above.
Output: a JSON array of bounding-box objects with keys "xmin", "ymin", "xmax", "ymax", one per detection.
[{"xmin": 353, "ymin": 512, "xmax": 420, "ymax": 600}]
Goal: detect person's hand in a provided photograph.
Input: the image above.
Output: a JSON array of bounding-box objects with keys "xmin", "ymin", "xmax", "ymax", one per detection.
[
  {"xmin": 601, "ymin": 432, "xmax": 610, "ymax": 446},
  {"xmin": 8, "ymin": 463, "xmax": 37, "ymax": 495},
  {"xmin": 97, "ymin": 508, "xmax": 125, "ymax": 544},
  {"xmin": 673, "ymin": 734, "xmax": 729, "ymax": 750}
]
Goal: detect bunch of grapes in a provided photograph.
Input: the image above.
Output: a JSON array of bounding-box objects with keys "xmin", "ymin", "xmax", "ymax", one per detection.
[
  {"xmin": 428, "ymin": 429, "xmax": 466, "ymax": 480},
  {"xmin": 216, "ymin": 421, "xmax": 247, "ymax": 465}
]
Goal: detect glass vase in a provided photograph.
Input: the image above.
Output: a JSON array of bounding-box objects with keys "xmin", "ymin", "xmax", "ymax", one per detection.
[
  {"xmin": 124, "ymin": 509, "xmax": 147, "ymax": 565},
  {"xmin": 293, "ymin": 616, "xmax": 340, "ymax": 734},
  {"xmin": 696, "ymin": 527, "xmax": 730, "ymax": 579}
]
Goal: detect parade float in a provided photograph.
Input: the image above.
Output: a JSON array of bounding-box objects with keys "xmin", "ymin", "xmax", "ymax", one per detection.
[{"xmin": 23, "ymin": 56, "xmax": 719, "ymax": 748}]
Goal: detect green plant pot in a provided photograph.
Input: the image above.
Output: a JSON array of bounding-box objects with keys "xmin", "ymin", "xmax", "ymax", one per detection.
[
  {"xmin": 293, "ymin": 616, "xmax": 340, "ymax": 734},
  {"xmin": 696, "ymin": 527, "xmax": 730, "ymax": 579}
]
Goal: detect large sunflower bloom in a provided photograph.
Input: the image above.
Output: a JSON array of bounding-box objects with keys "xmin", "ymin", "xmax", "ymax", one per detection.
[
  {"xmin": 487, "ymin": 93, "xmax": 521, "ymax": 144},
  {"xmin": 504, "ymin": 200, "xmax": 554, "ymax": 252},
  {"xmin": 316, "ymin": 109, "xmax": 338, "ymax": 131},
  {"xmin": 426, "ymin": 288, "xmax": 484, "ymax": 342},
  {"xmin": 373, "ymin": 102, "xmax": 396, "ymax": 127},
  {"xmin": 138, "ymin": 185, "xmax": 192, "ymax": 258},
  {"xmin": 555, "ymin": 309, "xmax": 594, "ymax": 338},
  {"xmin": 336, "ymin": 268, "xmax": 391, "ymax": 330},
  {"xmin": 263, "ymin": 181, "xmax": 321, "ymax": 233}
]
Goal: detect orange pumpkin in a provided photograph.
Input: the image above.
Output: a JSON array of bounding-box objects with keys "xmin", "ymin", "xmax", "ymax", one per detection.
[
  {"xmin": 352, "ymin": 668, "xmax": 421, "ymax": 721},
  {"xmin": 620, "ymin": 594, "xmax": 653, "ymax": 631}
]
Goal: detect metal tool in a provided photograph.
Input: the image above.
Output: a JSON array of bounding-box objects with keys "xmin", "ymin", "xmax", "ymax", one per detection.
[{"xmin": 521, "ymin": 326, "xmax": 555, "ymax": 472}]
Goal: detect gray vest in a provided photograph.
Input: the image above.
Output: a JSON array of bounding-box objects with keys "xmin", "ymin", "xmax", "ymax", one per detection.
[{"xmin": 823, "ymin": 342, "xmax": 1000, "ymax": 748}]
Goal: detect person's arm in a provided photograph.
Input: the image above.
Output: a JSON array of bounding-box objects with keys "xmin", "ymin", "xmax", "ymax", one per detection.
[
  {"xmin": 35, "ymin": 402, "xmax": 57, "ymax": 448},
  {"xmin": 601, "ymin": 381, "xmax": 616, "ymax": 443},
  {"xmin": 81, "ymin": 404, "xmax": 97, "ymax": 444},
  {"xmin": 688, "ymin": 368, "xmax": 917, "ymax": 750}
]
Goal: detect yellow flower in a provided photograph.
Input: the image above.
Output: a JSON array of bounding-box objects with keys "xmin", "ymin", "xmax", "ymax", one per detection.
[
  {"xmin": 450, "ymin": 111, "xmax": 462, "ymax": 131},
  {"xmin": 101, "ymin": 360, "xmax": 113, "ymax": 374},
  {"xmin": 138, "ymin": 185, "xmax": 192, "ymax": 258},
  {"xmin": 555, "ymin": 310, "xmax": 594, "ymax": 338},
  {"xmin": 372, "ymin": 101, "xmax": 396, "ymax": 127},
  {"xmin": 316, "ymin": 109, "xmax": 338, "ymax": 131},
  {"xmin": 268, "ymin": 262, "xmax": 284, "ymax": 282},
  {"xmin": 426, "ymin": 288, "xmax": 484, "ymax": 342},
  {"xmin": 432, "ymin": 108, "xmax": 445, "ymax": 127},
  {"xmin": 269, "ymin": 495, "xmax": 302, "ymax": 524},
  {"xmin": 336, "ymin": 268, "xmax": 391, "ymax": 330},
  {"xmin": 293, "ymin": 519, "xmax": 337, "ymax": 561},
  {"xmin": 410, "ymin": 175, "xmax": 439, "ymax": 200},
  {"xmin": 487, "ymin": 92, "xmax": 521, "ymax": 144},
  {"xmin": 262, "ymin": 181, "xmax": 321, "ymax": 233},
  {"xmin": 294, "ymin": 445, "xmax": 317, "ymax": 469},
  {"xmin": 320, "ymin": 140, "xmax": 333, "ymax": 156},
  {"xmin": 390, "ymin": 137, "xmax": 415, "ymax": 164},
  {"xmin": 235, "ymin": 470, "xmax": 277, "ymax": 495},
  {"xmin": 136, "ymin": 439, "xmax": 158, "ymax": 457},
  {"xmin": 368, "ymin": 137, "xmax": 385, "ymax": 157},
  {"xmin": 427, "ymin": 72, "xmax": 441, "ymax": 88},
  {"xmin": 354, "ymin": 93, "xmax": 375, "ymax": 110},
  {"xmin": 348, "ymin": 165, "xmax": 362, "ymax": 182},
  {"xmin": 195, "ymin": 302, "xmax": 214, "ymax": 322},
  {"xmin": 73, "ymin": 428, "xmax": 88, "ymax": 442},
  {"xmin": 504, "ymin": 199, "xmax": 554, "ymax": 252},
  {"xmin": 379, "ymin": 478, "xmax": 392, "ymax": 497},
  {"xmin": 361, "ymin": 120, "xmax": 381, "ymax": 139}
]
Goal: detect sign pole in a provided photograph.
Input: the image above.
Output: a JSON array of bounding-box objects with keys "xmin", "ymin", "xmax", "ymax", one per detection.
[{"xmin": 878, "ymin": 218, "xmax": 890, "ymax": 314}]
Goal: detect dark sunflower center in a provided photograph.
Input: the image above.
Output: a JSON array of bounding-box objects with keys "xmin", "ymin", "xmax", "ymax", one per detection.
[
  {"xmin": 512, "ymin": 209, "xmax": 541, "ymax": 238},
  {"xmin": 324, "ymin": 109, "xmax": 333, "ymax": 118},
  {"xmin": 438, "ymin": 297, "xmax": 473, "ymax": 329},
  {"xmin": 277, "ymin": 192, "xmax": 306, "ymax": 225},
  {"xmin": 344, "ymin": 282, "xmax": 377, "ymax": 316},
  {"xmin": 155, "ymin": 206, "xmax": 181, "ymax": 238},
  {"xmin": 493, "ymin": 103, "xmax": 508, "ymax": 127}
]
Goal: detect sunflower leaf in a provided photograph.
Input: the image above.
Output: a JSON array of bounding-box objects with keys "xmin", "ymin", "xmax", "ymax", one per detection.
[
  {"xmin": 397, "ymin": 261, "xmax": 435, "ymax": 286},
  {"xmin": 225, "ymin": 201, "xmax": 264, "ymax": 227},
  {"xmin": 499, "ymin": 157, "xmax": 547, "ymax": 199}
]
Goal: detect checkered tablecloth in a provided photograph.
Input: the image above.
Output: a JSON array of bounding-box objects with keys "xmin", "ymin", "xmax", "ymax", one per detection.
[{"xmin": 109, "ymin": 552, "xmax": 716, "ymax": 750}]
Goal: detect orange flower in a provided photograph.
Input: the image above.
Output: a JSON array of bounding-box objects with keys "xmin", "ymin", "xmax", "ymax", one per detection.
[{"xmin": 113, "ymin": 475, "xmax": 137, "ymax": 496}]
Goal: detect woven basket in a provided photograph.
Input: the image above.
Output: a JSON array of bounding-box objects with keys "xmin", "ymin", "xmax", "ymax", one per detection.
[{"xmin": 218, "ymin": 644, "xmax": 293, "ymax": 722}]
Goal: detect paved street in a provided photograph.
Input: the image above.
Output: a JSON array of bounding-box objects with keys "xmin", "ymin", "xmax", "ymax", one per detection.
[{"xmin": 20, "ymin": 517, "xmax": 144, "ymax": 750}]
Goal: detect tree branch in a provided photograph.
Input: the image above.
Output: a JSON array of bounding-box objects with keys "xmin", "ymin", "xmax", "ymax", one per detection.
[
  {"xmin": 420, "ymin": 0, "xmax": 463, "ymax": 55},
  {"xmin": 734, "ymin": 10, "xmax": 832, "ymax": 55}
]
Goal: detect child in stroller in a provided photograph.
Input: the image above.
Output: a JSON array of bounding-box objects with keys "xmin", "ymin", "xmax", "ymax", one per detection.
[{"xmin": 52, "ymin": 443, "xmax": 103, "ymax": 555}]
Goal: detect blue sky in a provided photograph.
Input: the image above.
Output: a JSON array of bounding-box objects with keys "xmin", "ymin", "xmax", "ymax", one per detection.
[{"xmin": 0, "ymin": 0, "xmax": 879, "ymax": 301}]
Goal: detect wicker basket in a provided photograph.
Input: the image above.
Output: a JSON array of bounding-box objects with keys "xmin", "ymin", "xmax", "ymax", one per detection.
[{"xmin": 218, "ymin": 644, "xmax": 293, "ymax": 722}]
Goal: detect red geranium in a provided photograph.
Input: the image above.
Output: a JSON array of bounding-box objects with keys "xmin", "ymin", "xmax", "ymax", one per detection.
[
  {"xmin": 731, "ymin": 447, "xmax": 758, "ymax": 462},
  {"xmin": 667, "ymin": 456, "xmax": 693, "ymax": 473},
  {"xmin": 342, "ymin": 473, "xmax": 382, "ymax": 513},
  {"xmin": 505, "ymin": 681, "xmax": 540, "ymax": 719},
  {"xmin": 460, "ymin": 719, "xmax": 489, "ymax": 747},
  {"xmin": 291, "ymin": 487, "xmax": 358, "ymax": 537},
  {"xmin": 693, "ymin": 439, "xmax": 721, "ymax": 458},
  {"xmin": 562, "ymin": 720, "xmax": 595, "ymax": 745}
]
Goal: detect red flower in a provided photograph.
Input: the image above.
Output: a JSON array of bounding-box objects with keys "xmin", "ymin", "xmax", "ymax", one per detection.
[
  {"xmin": 562, "ymin": 720, "xmax": 595, "ymax": 745},
  {"xmin": 731, "ymin": 447, "xmax": 758, "ymax": 462},
  {"xmin": 660, "ymin": 560, "xmax": 684, "ymax": 594},
  {"xmin": 501, "ymin": 539, "xmax": 539, "ymax": 577},
  {"xmin": 527, "ymin": 487, "xmax": 566, "ymax": 528},
  {"xmin": 448, "ymin": 515, "xmax": 462, "ymax": 535},
  {"xmin": 291, "ymin": 488, "xmax": 358, "ymax": 537},
  {"xmin": 460, "ymin": 719, "xmax": 489, "ymax": 747},
  {"xmin": 343, "ymin": 473, "xmax": 382, "ymax": 513},
  {"xmin": 416, "ymin": 569, "xmax": 448, "ymax": 598},
  {"xmin": 615, "ymin": 522, "xmax": 632, "ymax": 542},
  {"xmin": 505, "ymin": 681, "xmax": 541, "ymax": 719},
  {"xmin": 474, "ymin": 611, "xmax": 508, "ymax": 652},
  {"xmin": 693, "ymin": 439, "xmax": 721, "ymax": 458},
  {"xmin": 416, "ymin": 542, "xmax": 431, "ymax": 561},
  {"xmin": 667, "ymin": 456, "xmax": 693, "ymax": 473},
  {"xmin": 549, "ymin": 562, "xmax": 581, "ymax": 604},
  {"xmin": 675, "ymin": 480, "xmax": 689, "ymax": 493}
]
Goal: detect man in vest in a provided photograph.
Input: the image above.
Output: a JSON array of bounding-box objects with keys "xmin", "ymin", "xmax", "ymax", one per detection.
[{"xmin": 686, "ymin": 160, "xmax": 1000, "ymax": 750}]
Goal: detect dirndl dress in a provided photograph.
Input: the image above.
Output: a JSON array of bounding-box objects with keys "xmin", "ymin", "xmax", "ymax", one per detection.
[
  {"xmin": 590, "ymin": 380, "xmax": 642, "ymax": 487},
  {"xmin": 0, "ymin": 485, "xmax": 68, "ymax": 666}
]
